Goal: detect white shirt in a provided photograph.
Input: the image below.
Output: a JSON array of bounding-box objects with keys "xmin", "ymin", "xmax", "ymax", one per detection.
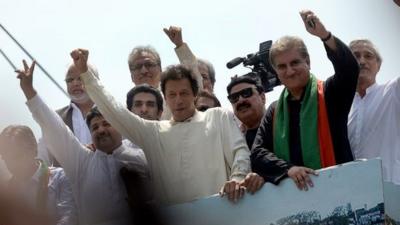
[
  {"xmin": 27, "ymin": 95, "xmax": 148, "ymax": 225},
  {"xmin": 122, "ymin": 139, "xmax": 147, "ymax": 164},
  {"xmin": 6, "ymin": 166, "xmax": 77, "ymax": 225},
  {"xmin": 348, "ymin": 77, "xmax": 400, "ymax": 184},
  {"xmin": 81, "ymin": 70, "xmax": 251, "ymax": 205},
  {"xmin": 71, "ymin": 102, "xmax": 92, "ymax": 144},
  {"xmin": 37, "ymin": 102, "xmax": 92, "ymax": 165}
]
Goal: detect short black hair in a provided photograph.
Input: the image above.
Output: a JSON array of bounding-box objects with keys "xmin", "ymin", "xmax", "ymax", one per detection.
[
  {"xmin": 161, "ymin": 65, "xmax": 199, "ymax": 97},
  {"xmin": 226, "ymin": 75, "xmax": 264, "ymax": 94},
  {"xmin": 86, "ymin": 107, "xmax": 104, "ymax": 129},
  {"xmin": 126, "ymin": 84, "xmax": 163, "ymax": 112},
  {"xmin": 195, "ymin": 90, "xmax": 221, "ymax": 107}
]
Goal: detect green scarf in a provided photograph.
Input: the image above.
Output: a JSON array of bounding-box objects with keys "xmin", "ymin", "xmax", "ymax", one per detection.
[{"xmin": 273, "ymin": 74, "xmax": 322, "ymax": 169}]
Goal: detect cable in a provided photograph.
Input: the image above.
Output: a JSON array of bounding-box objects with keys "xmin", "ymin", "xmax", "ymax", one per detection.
[{"xmin": 0, "ymin": 23, "xmax": 68, "ymax": 97}]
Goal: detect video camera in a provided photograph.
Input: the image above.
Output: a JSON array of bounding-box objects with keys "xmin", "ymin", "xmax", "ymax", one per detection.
[{"xmin": 226, "ymin": 40, "xmax": 280, "ymax": 92}]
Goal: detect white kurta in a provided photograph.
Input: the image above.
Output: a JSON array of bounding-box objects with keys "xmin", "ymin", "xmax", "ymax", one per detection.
[
  {"xmin": 27, "ymin": 95, "xmax": 148, "ymax": 225},
  {"xmin": 81, "ymin": 69, "xmax": 251, "ymax": 205},
  {"xmin": 37, "ymin": 102, "xmax": 92, "ymax": 166},
  {"xmin": 348, "ymin": 77, "xmax": 400, "ymax": 184}
]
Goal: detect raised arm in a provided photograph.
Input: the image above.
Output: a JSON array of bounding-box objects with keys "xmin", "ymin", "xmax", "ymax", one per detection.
[
  {"xmin": 300, "ymin": 10, "xmax": 359, "ymax": 77},
  {"xmin": 70, "ymin": 49, "xmax": 159, "ymax": 151},
  {"xmin": 15, "ymin": 60, "xmax": 88, "ymax": 181},
  {"xmin": 300, "ymin": 10, "xmax": 359, "ymax": 114},
  {"xmin": 164, "ymin": 26, "xmax": 204, "ymax": 90},
  {"xmin": 300, "ymin": 10, "xmax": 336, "ymax": 51}
]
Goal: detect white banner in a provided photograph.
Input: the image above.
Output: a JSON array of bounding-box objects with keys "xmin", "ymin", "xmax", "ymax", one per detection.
[{"xmin": 164, "ymin": 159, "xmax": 396, "ymax": 225}]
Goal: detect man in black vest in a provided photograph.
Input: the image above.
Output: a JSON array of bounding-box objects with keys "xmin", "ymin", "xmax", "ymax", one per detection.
[{"xmin": 37, "ymin": 64, "xmax": 96, "ymax": 166}]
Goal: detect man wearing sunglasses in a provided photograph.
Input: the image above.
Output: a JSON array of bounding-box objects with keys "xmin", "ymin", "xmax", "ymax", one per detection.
[
  {"xmin": 251, "ymin": 10, "xmax": 359, "ymax": 192},
  {"xmin": 226, "ymin": 76, "xmax": 266, "ymax": 149}
]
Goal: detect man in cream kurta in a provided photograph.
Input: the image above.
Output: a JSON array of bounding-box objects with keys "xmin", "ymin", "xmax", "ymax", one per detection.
[{"xmin": 72, "ymin": 49, "xmax": 251, "ymax": 205}]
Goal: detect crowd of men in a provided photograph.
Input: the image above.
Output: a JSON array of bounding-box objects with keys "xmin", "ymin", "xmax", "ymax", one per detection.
[{"xmin": 0, "ymin": 7, "xmax": 399, "ymax": 225}]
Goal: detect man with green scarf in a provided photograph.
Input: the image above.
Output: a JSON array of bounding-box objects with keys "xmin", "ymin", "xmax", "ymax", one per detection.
[{"xmin": 251, "ymin": 10, "xmax": 359, "ymax": 191}]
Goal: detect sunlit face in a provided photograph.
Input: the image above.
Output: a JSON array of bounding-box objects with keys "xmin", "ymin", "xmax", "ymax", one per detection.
[
  {"xmin": 66, "ymin": 65, "xmax": 90, "ymax": 104},
  {"xmin": 198, "ymin": 63, "xmax": 213, "ymax": 92},
  {"xmin": 130, "ymin": 92, "xmax": 161, "ymax": 120},
  {"xmin": 164, "ymin": 78, "xmax": 196, "ymax": 122},
  {"xmin": 129, "ymin": 52, "xmax": 161, "ymax": 88},
  {"xmin": 351, "ymin": 43, "xmax": 380, "ymax": 86},
  {"xmin": 273, "ymin": 48, "xmax": 310, "ymax": 95},
  {"xmin": 195, "ymin": 96, "xmax": 216, "ymax": 112},
  {"xmin": 89, "ymin": 116, "xmax": 122, "ymax": 154},
  {"xmin": 229, "ymin": 83, "xmax": 265, "ymax": 125}
]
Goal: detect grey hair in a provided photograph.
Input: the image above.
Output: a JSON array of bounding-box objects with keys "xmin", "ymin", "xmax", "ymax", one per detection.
[
  {"xmin": 269, "ymin": 36, "xmax": 309, "ymax": 69},
  {"xmin": 197, "ymin": 58, "xmax": 216, "ymax": 86},
  {"xmin": 128, "ymin": 45, "xmax": 161, "ymax": 69},
  {"xmin": 349, "ymin": 39, "xmax": 382, "ymax": 66}
]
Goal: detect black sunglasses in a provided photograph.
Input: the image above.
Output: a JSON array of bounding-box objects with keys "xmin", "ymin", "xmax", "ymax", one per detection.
[{"xmin": 227, "ymin": 87, "xmax": 255, "ymax": 104}]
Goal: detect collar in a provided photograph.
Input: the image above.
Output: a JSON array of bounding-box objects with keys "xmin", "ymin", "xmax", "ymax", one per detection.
[
  {"xmin": 95, "ymin": 143, "xmax": 125, "ymax": 157},
  {"xmin": 365, "ymin": 82, "xmax": 378, "ymax": 95},
  {"xmin": 70, "ymin": 101, "xmax": 96, "ymax": 111},
  {"xmin": 356, "ymin": 82, "xmax": 378, "ymax": 98},
  {"xmin": 70, "ymin": 102, "xmax": 80, "ymax": 113},
  {"xmin": 170, "ymin": 110, "xmax": 200, "ymax": 125}
]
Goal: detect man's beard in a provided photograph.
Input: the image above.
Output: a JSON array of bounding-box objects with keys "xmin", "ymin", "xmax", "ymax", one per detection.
[{"xmin": 69, "ymin": 92, "xmax": 90, "ymax": 104}]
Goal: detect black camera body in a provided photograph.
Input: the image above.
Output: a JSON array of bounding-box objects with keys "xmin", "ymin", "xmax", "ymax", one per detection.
[{"xmin": 227, "ymin": 40, "xmax": 281, "ymax": 92}]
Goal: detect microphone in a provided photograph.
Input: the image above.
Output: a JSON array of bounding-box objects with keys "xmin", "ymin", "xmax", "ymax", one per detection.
[{"xmin": 226, "ymin": 57, "xmax": 244, "ymax": 69}]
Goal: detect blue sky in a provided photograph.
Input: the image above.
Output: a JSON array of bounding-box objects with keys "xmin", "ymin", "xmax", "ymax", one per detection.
[{"xmin": 0, "ymin": 0, "xmax": 399, "ymax": 137}]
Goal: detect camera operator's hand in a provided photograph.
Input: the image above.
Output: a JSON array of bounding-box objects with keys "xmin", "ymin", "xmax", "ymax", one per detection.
[{"xmin": 163, "ymin": 26, "xmax": 184, "ymax": 48}]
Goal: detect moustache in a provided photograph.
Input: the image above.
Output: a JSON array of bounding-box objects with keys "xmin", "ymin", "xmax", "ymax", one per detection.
[
  {"xmin": 96, "ymin": 132, "xmax": 110, "ymax": 141},
  {"xmin": 236, "ymin": 102, "xmax": 251, "ymax": 111}
]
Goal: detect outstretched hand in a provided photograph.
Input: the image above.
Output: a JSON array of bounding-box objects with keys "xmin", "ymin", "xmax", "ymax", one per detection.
[
  {"xmin": 287, "ymin": 166, "xmax": 318, "ymax": 191},
  {"xmin": 240, "ymin": 172, "xmax": 265, "ymax": 194},
  {"xmin": 219, "ymin": 179, "xmax": 245, "ymax": 203},
  {"xmin": 15, "ymin": 59, "xmax": 37, "ymax": 100},
  {"xmin": 299, "ymin": 10, "xmax": 330, "ymax": 39},
  {"xmin": 70, "ymin": 48, "xmax": 89, "ymax": 74},
  {"xmin": 163, "ymin": 26, "xmax": 184, "ymax": 48}
]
